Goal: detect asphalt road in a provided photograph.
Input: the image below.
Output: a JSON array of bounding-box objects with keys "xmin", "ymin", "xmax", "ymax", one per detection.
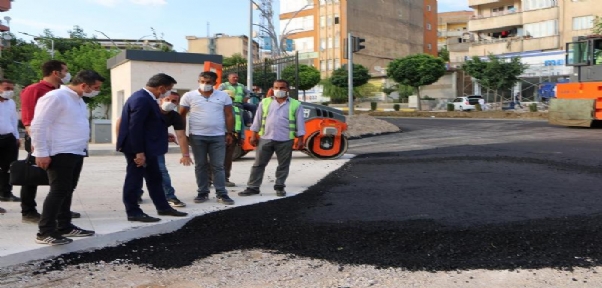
[{"xmin": 40, "ymin": 118, "xmax": 602, "ymax": 271}]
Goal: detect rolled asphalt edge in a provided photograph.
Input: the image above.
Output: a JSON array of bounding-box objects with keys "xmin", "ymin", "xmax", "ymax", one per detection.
[{"xmin": 0, "ymin": 148, "xmax": 354, "ymax": 269}]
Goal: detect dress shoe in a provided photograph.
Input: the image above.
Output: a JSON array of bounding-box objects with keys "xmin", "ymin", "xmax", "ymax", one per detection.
[
  {"xmin": 71, "ymin": 211, "xmax": 81, "ymax": 218},
  {"xmin": 127, "ymin": 213, "xmax": 161, "ymax": 222},
  {"xmin": 0, "ymin": 207, "xmax": 5, "ymax": 214},
  {"xmin": 22, "ymin": 212, "xmax": 41, "ymax": 224},
  {"xmin": 157, "ymin": 209, "xmax": 188, "ymax": 217},
  {"xmin": 0, "ymin": 194, "xmax": 21, "ymax": 202}
]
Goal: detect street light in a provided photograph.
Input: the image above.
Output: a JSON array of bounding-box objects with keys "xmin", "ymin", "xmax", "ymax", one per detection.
[
  {"xmin": 20, "ymin": 31, "xmax": 54, "ymax": 59},
  {"xmin": 248, "ymin": 0, "xmax": 255, "ymax": 90},
  {"xmin": 94, "ymin": 30, "xmax": 120, "ymax": 49}
]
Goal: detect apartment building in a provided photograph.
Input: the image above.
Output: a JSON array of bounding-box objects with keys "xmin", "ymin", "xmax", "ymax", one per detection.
[
  {"xmin": 0, "ymin": 0, "xmax": 10, "ymax": 48},
  {"xmin": 186, "ymin": 35, "xmax": 260, "ymax": 61},
  {"xmin": 280, "ymin": 0, "xmax": 427, "ymax": 78},
  {"xmin": 437, "ymin": 11, "xmax": 473, "ymax": 65}
]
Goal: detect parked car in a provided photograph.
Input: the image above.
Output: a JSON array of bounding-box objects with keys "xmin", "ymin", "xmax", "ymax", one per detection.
[{"xmin": 452, "ymin": 95, "xmax": 483, "ymax": 111}]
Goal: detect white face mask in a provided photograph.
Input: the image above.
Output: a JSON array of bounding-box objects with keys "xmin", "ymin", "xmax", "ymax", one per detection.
[
  {"xmin": 83, "ymin": 89, "xmax": 100, "ymax": 98},
  {"xmin": 161, "ymin": 101, "xmax": 177, "ymax": 112},
  {"xmin": 199, "ymin": 83, "xmax": 213, "ymax": 92},
  {"xmin": 61, "ymin": 72, "xmax": 72, "ymax": 84},
  {"xmin": 274, "ymin": 90, "xmax": 287, "ymax": 98},
  {"xmin": 1, "ymin": 90, "xmax": 14, "ymax": 99}
]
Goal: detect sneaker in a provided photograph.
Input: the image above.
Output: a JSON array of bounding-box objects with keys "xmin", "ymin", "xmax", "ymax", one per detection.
[
  {"xmin": 157, "ymin": 208, "xmax": 188, "ymax": 217},
  {"xmin": 59, "ymin": 225, "xmax": 95, "ymax": 237},
  {"xmin": 275, "ymin": 189, "xmax": 287, "ymax": 197},
  {"xmin": 0, "ymin": 194, "xmax": 21, "ymax": 202},
  {"xmin": 238, "ymin": 187, "xmax": 260, "ymax": 197},
  {"xmin": 194, "ymin": 194, "xmax": 209, "ymax": 203},
  {"xmin": 217, "ymin": 195, "xmax": 235, "ymax": 205},
  {"xmin": 22, "ymin": 212, "xmax": 41, "ymax": 224},
  {"xmin": 168, "ymin": 198, "xmax": 186, "ymax": 207},
  {"xmin": 35, "ymin": 233, "xmax": 73, "ymax": 246},
  {"xmin": 0, "ymin": 207, "xmax": 5, "ymax": 214},
  {"xmin": 225, "ymin": 180, "xmax": 236, "ymax": 187}
]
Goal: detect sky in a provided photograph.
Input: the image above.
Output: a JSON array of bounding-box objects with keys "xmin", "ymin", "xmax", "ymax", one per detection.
[{"xmin": 5, "ymin": 0, "xmax": 471, "ymax": 52}]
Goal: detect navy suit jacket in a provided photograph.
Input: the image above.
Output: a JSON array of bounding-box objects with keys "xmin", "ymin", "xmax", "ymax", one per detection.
[{"xmin": 116, "ymin": 89, "xmax": 168, "ymax": 157}]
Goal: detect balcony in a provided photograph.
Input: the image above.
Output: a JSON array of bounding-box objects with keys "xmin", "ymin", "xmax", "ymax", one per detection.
[
  {"xmin": 522, "ymin": 6, "xmax": 558, "ymax": 24},
  {"xmin": 439, "ymin": 30, "xmax": 466, "ymax": 37},
  {"xmin": 469, "ymin": 10, "xmax": 522, "ymax": 32},
  {"xmin": 448, "ymin": 42, "xmax": 470, "ymax": 52},
  {"xmin": 0, "ymin": 23, "xmax": 8, "ymax": 33},
  {"xmin": 0, "ymin": 0, "xmax": 10, "ymax": 12},
  {"xmin": 522, "ymin": 35, "xmax": 559, "ymax": 51},
  {"xmin": 468, "ymin": 37, "xmax": 524, "ymax": 56},
  {"xmin": 468, "ymin": 0, "xmax": 500, "ymax": 7}
]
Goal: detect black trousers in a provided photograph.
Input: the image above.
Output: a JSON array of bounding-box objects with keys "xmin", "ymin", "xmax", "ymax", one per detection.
[
  {"xmin": 20, "ymin": 133, "xmax": 38, "ymax": 215},
  {"xmin": 122, "ymin": 153, "xmax": 171, "ymax": 217},
  {"xmin": 0, "ymin": 133, "xmax": 18, "ymax": 198},
  {"xmin": 38, "ymin": 153, "xmax": 83, "ymax": 236}
]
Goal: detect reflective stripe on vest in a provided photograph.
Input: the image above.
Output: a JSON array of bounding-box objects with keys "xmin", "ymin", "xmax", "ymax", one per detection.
[
  {"xmin": 224, "ymin": 83, "xmax": 245, "ymax": 103},
  {"xmin": 233, "ymin": 106, "xmax": 242, "ymax": 133},
  {"xmin": 258, "ymin": 97, "xmax": 301, "ymax": 139}
]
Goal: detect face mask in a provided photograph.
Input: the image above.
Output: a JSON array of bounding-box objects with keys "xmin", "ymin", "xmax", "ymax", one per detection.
[
  {"xmin": 1, "ymin": 91, "xmax": 14, "ymax": 99},
  {"xmin": 161, "ymin": 101, "xmax": 177, "ymax": 112},
  {"xmin": 61, "ymin": 72, "xmax": 72, "ymax": 84},
  {"xmin": 274, "ymin": 90, "xmax": 287, "ymax": 98},
  {"xmin": 83, "ymin": 89, "xmax": 100, "ymax": 98},
  {"xmin": 199, "ymin": 84, "xmax": 213, "ymax": 92}
]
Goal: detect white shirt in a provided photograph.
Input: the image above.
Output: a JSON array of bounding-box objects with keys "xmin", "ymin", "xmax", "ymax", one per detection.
[
  {"xmin": 0, "ymin": 98, "xmax": 19, "ymax": 139},
  {"xmin": 180, "ymin": 89, "xmax": 232, "ymax": 136},
  {"xmin": 30, "ymin": 85, "xmax": 89, "ymax": 157}
]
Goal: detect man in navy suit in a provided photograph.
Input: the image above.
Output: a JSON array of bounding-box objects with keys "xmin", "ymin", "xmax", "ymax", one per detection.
[{"xmin": 117, "ymin": 73, "xmax": 187, "ymax": 222}]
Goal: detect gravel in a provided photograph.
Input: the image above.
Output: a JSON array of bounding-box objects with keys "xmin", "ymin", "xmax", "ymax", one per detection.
[{"xmin": 344, "ymin": 115, "xmax": 401, "ymax": 139}]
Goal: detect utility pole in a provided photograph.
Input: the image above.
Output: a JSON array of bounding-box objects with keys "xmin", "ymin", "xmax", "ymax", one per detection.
[
  {"xmin": 347, "ymin": 32, "xmax": 354, "ymax": 116},
  {"xmin": 247, "ymin": 0, "xmax": 254, "ymax": 90}
]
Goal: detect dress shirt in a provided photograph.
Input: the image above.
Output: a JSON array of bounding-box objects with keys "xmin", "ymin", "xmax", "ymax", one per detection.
[
  {"xmin": 30, "ymin": 85, "xmax": 89, "ymax": 157},
  {"xmin": 250, "ymin": 97, "xmax": 305, "ymax": 141},
  {"xmin": 0, "ymin": 98, "xmax": 19, "ymax": 139}
]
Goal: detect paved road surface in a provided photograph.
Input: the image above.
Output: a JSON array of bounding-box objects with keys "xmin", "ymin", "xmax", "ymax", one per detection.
[{"xmin": 21, "ymin": 118, "xmax": 602, "ymax": 272}]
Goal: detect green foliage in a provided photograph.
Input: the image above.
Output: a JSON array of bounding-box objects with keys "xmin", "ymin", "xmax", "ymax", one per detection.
[
  {"xmin": 594, "ymin": 16, "xmax": 602, "ymax": 35},
  {"xmin": 422, "ymin": 95, "xmax": 435, "ymax": 100},
  {"xmin": 329, "ymin": 64, "xmax": 371, "ymax": 88},
  {"xmin": 438, "ymin": 46, "xmax": 450, "ymax": 62},
  {"xmin": 370, "ymin": 101, "xmax": 377, "ymax": 111},
  {"xmin": 387, "ymin": 54, "xmax": 445, "ymax": 110},
  {"xmin": 462, "ymin": 55, "xmax": 527, "ymax": 93},
  {"xmin": 447, "ymin": 103, "xmax": 455, "ymax": 111},
  {"xmin": 0, "ymin": 34, "xmax": 42, "ymax": 87},
  {"xmin": 393, "ymin": 104, "xmax": 400, "ymax": 111},
  {"xmin": 529, "ymin": 103, "xmax": 538, "ymax": 112},
  {"xmin": 355, "ymin": 82, "xmax": 379, "ymax": 98},
  {"xmin": 281, "ymin": 64, "xmax": 320, "ymax": 91},
  {"xmin": 475, "ymin": 103, "xmax": 482, "ymax": 111},
  {"xmin": 223, "ymin": 53, "xmax": 247, "ymax": 67}
]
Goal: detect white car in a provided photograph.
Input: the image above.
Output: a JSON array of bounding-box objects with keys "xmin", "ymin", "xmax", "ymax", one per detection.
[{"xmin": 452, "ymin": 95, "xmax": 483, "ymax": 111}]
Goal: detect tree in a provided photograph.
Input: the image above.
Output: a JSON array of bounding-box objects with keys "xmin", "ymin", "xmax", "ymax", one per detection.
[
  {"xmin": 387, "ymin": 53, "xmax": 446, "ymax": 110},
  {"xmin": 594, "ymin": 16, "xmax": 602, "ymax": 35},
  {"xmin": 462, "ymin": 55, "xmax": 527, "ymax": 105},
  {"xmin": 281, "ymin": 64, "xmax": 320, "ymax": 101},
  {"xmin": 438, "ymin": 46, "xmax": 450, "ymax": 62},
  {"xmin": 329, "ymin": 64, "xmax": 371, "ymax": 88},
  {"xmin": 223, "ymin": 53, "xmax": 247, "ymax": 68},
  {"xmin": 0, "ymin": 33, "xmax": 43, "ymax": 87}
]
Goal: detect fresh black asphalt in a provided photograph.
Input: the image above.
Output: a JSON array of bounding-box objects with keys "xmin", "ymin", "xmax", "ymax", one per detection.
[{"xmin": 38, "ymin": 118, "xmax": 602, "ymax": 272}]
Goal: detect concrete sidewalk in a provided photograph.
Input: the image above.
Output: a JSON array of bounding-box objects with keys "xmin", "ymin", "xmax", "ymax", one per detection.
[{"xmin": 0, "ymin": 145, "xmax": 352, "ymax": 268}]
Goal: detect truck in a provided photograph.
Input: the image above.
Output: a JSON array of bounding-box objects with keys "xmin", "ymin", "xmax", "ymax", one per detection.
[{"xmin": 548, "ymin": 35, "xmax": 602, "ymax": 127}]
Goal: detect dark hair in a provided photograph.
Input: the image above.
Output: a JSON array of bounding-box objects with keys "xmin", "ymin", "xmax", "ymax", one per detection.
[
  {"xmin": 170, "ymin": 91, "xmax": 180, "ymax": 97},
  {"xmin": 227, "ymin": 72, "xmax": 239, "ymax": 77},
  {"xmin": 147, "ymin": 73, "xmax": 177, "ymax": 88},
  {"xmin": 70, "ymin": 70, "xmax": 106, "ymax": 86},
  {"xmin": 199, "ymin": 71, "xmax": 218, "ymax": 82},
  {"xmin": 41, "ymin": 60, "xmax": 67, "ymax": 77},
  {"xmin": 1, "ymin": 79, "xmax": 14, "ymax": 85},
  {"xmin": 274, "ymin": 79, "xmax": 290, "ymax": 88}
]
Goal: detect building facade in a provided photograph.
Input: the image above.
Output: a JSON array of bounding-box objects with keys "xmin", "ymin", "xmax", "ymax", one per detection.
[
  {"xmin": 186, "ymin": 35, "xmax": 260, "ymax": 61},
  {"xmin": 423, "ymin": 0, "xmax": 438, "ymax": 56},
  {"xmin": 280, "ymin": 0, "xmax": 428, "ymax": 78},
  {"xmin": 437, "ymin": 11, "xmax": 473, "ymax": 66}
]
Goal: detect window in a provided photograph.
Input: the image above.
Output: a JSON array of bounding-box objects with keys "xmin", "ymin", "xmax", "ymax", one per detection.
[
  {"xmin": 320, "ymin": 38, "xmax": 326, "ymax": 50},
  {"xmin": 566, "ymin": 41, "xmax": 589, "ymax": 66},
  {"xmin": 334, "ymin": 14, "xmax": 340, "ymax": 25},
  {"xmin": 328, "ymin": 37, "xmax": 333, "ymax": 48},
  {"xmin": 427, "ymin": 23, "xmax": 432, "ymax": 30},
  {"xmin": 320, "ymin": 16, "xmax": 325, "ymax": 27},
  {"xmin": 327, "ymin": 59, "xmax": 333, "ymax": 71},
  {"xmin": 327, "ymin": 15, "xmax": 333, "ymax": 26},
  {"xmin": 427, "ymin": 44, "xmax": 432, "ymax": 50},
  {"xmin": 573, "ymin": 15, "xmax": 594, "ymax": 30},
  {"xmin": 334, "ymin": 37, "xmax": 340, "ymax": 48},
  {"xmin": 334, "ymin": 58, "xmax": 340, "ymax": 69},
  {"xmin": 320, "ymin": 60, "xmax": 326, "ymax": 71},
  {"xmin": 427, "ymin": 5, "xmax": 431, "ymax": 11},
  {"xmin": 524, "ymin": 20, "xmax": 557, "ymax": 38},
  {"xmin": 523, "ymin": 0, "xmax": 557, "ymax": 11}
]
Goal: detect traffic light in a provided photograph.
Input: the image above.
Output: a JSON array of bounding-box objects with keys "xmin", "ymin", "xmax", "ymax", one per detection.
[{"xmin": 353, "ymin": 36, "xmax": 366, "ymax": 52}]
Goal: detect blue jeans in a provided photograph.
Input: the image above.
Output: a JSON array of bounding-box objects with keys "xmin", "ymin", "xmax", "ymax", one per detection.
[
  {"xmin": 189, "ymin": 135, "xmax": 227, "ymax": 196},
  {"xmin": 137, "ymin": 154, "xmax": 176, "ymax": 200}
]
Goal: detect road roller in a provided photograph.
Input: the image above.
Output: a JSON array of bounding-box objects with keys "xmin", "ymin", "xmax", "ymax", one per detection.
[{"xmin": 233, "ymin": 102, "xmax": 349, "ymax": 160}]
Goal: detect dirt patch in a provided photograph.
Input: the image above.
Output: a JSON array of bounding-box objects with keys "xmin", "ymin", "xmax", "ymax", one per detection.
[{"xmin": 345, "ymin": 114, "xmax": 401, "ymax": 139}]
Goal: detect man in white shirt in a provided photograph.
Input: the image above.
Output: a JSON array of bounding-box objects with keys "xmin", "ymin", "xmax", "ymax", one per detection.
[
  {"xmin": 179, "ymin": 71, "xmax": 235, "ymax": 205},
  {"xmin": 0, "ymin": 79, "xmax": 19, "ymax": 214},
  {"xmin": 30, "ymin": 70, "xmax": 105, "ymax": 246}
]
